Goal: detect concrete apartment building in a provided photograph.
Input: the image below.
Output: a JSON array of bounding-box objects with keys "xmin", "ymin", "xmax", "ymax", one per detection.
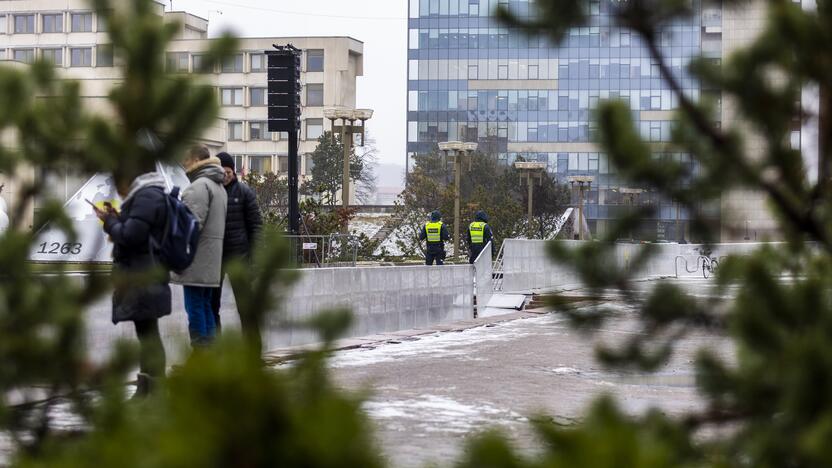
[
  {"xmin": 0, "ymin": 0, "xmax": 364, "ymax": 228},
  {"xmin": 406, "ymin": 0, "xmax": 816, "ymax": 242}
]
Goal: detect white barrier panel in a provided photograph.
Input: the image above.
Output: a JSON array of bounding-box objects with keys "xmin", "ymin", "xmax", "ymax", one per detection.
[
  {"xmin": 265, "ymin": 264, "xmax": 474, "ymax": 349},
  {"xmin": 501, "ymin": 240, "xmax": 582, "ymax": 293},
  {"xmin": 473, "ymin": 243, "xmax": 493, "ymax": 313},
  {"xmin": 500, "ymin": 240, "xmax": 783, "ymax": 293}
]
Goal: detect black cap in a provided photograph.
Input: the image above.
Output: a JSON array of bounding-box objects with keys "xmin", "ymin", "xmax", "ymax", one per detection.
[{"xmin": 217, "ymin": 152, "xmax": 234, "ymax": 170}]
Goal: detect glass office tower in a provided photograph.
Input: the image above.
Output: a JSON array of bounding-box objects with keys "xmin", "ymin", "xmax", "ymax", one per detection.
[{"xmin": 407, "ymin": 0, "xmax": 725, "ymax": 240}]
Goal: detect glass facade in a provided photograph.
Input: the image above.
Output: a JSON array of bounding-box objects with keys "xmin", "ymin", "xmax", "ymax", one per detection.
[{"xmin": 407, "ymin": 0, "xmax": 722, "ymax": 240}]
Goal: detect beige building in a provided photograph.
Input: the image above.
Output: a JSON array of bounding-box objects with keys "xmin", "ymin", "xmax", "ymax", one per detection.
[{"xmin": 0, "ymin": 0, "xmax": 364, "ymax": 228}]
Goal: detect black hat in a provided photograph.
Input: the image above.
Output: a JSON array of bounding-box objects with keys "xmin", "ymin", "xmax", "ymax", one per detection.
[{"xmin": 217, "ymin": 152, "xmax": 235, "ymax": 170}]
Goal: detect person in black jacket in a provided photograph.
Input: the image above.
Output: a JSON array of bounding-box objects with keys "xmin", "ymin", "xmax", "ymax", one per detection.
[
  {"xmin": 96, "ymin": 170, "xmax": 170, "ymax": 397},
  {"xmin": 212, "ymin": 153, "xmax": 263, "ymax": 349}
]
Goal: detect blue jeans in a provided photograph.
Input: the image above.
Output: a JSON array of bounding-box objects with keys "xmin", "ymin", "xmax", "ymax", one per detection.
[{"xmin": 183, "ymin": 286, "xmax": 216, "ymax": 347}]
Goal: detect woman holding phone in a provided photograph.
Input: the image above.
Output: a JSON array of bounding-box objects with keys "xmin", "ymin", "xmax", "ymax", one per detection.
[{"xmin": 94, "ymin": 169, "xmax": 170, "ymax": 397}]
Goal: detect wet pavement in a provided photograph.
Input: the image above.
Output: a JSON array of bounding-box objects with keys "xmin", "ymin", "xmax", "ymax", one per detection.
[{"xmin": 328, "ymin": 279, "xmax": 734, "ymax": 467}]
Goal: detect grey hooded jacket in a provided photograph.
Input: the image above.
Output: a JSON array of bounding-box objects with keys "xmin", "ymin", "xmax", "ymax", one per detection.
[{"xmin": 171, "ymin": 157, "xmax": 228, "ymax": 287}]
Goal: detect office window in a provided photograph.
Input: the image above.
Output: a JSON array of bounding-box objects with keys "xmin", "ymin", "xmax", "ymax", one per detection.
[
  {"xmin": 0, "ymin": 15, "xmax": 6, "ymax": 35},
  {"xmin": 233, "ymin": 155, "xmax": 245, "ymax": 175},
  {"xmin": 13, "ymin": 49, "xmax": 35, "ymax": 64},
  {"xmin": 222, "ymin": 53, "xmax": 243, "ymax": 73},
  {"xmin": 70, "ymin": 48, "xmax": 92, "ymax": 67},
  {"xmin": 250, "ymin": 53, "xmax": 266, "ymax": 72},
  {"xmin": 192, "ymin": 54, "xmax": 210, "ymax": 73},
  {"xmin": 97, "ymin": 44, "xmax": 113, "ymax": 67},
  {"xmin": 228, "ymin": 121, "xmax": 243, "ymax": 140},
  {"xmin": 221, "ymin": 87, "xmax": 243, "ymax": 106},
  {"xmin": 304, "ymin": 154, "xmax": 315, "ymax": 175},
  {"xmin": 306, "ymin": 118, "xmax": 324, "ymax": 140},
  {"xmin": 14, "ymin": 14, "xmax": 35, "ymax": 34},
  {"xmin": 250, "ymin": 121, "xmax": 271, "ymax": 140},
  {"xmin": 0, "ymin": 50, "xmax": 5, "ymax": 60},
  {"xmin": 249, "ymin": 87, "xmax": 267, "ymax": 106},
  {"xmin": 42, "ymin": 14, "xmax": 63, "ymax": 33},
  {"xmin": 278, "ymin": 155, "xmax": 289, "ymax": 173},
  {"xmin": 306, "ymin": 49, "xmax": 324, "ymax": 72},
  {"xmin": 71, "ymin": 13, "xmax": 93, "ymax": 32},
  {"xmin": 97, "ymin": 14, "xmax": 108, "ymax": 32},
  {"xmin": 166, "ymin": 52, "xmax": 189, "ymax": 73},
  {"xmin": 42, "ymin": 48, "xmax": 63, "ymax": 66},
  {"xmin": 249, "ymin": 155, "xmax": 272, "ymax": 174},
  {"xmin": 306, "ymin": 84, "xmax": 324, "ymax": 107}
]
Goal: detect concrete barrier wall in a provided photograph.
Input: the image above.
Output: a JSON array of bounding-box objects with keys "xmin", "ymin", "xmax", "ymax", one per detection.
[
  {"xmin": 266, "ymin": 264, "xmax": 474, "ymax": 349},
  {"xmin": 82, "ymin": 263, "xmax": 475, "ymax": 363},
  {"xmin": 500, "ymin": 240, "xmax": 777, "ymax": 293},
  {"xmin": 473, "ymin": 243, "xmax": 493, "ymax": 312}
]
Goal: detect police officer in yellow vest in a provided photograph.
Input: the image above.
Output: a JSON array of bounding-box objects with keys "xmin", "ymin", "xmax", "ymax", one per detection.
[
  {"xmin": 418, "ymin": 210, "xmax": 451, "ymax": 265},
  {"xmin": 466, "ymin": 210, "xmax": 494, "ymax": 264}
]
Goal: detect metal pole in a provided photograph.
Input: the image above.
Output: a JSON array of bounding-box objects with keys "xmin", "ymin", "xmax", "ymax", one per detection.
[
  {"xmin": 341, "ymin": 120, "xmax": 351, "ymax": 234},
  {"xmin": 578, "ymin": 185, "xmax": 585, "ymax": 241},
  {"xmin": 453, "ymin": 151, "xmax": 461, "ymax": 258},
  {"xmin": 288, "ymin": 128, "xmax": 300, "ymax": 235},
  {"xmin": 527, "ymin": 177, "xmax": 534, "ymax": 228},
  {"xmin": 675, "ymin": 199, "xmax": 681, "ymax": 242}
]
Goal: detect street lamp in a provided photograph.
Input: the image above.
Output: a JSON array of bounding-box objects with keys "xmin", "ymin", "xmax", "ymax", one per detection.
[
  {"xmin": 514, "ymin": 161, "xmax": 547, "ymax": 236},
  {"xmin": 325, "ymin": 107, "xmax": 373, "ymax": 233},
  {"xmin": 568, "ymin": 176, "xmax": 594, "ymax": 241},
  {"xmin": 438, "ymin": 140, "xmax": 478, "ymax": 258}
]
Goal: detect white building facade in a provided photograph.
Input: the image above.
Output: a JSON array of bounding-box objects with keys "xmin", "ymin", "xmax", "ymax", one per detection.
[{"xmin": 0, "ymin": 1, "xmax": 364, "ymax": 227}]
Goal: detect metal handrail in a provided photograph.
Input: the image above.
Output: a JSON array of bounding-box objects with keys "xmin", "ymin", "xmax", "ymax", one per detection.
[{"xmin": 492, "ymin": 241, "xmax": 506, "ymax": 291}]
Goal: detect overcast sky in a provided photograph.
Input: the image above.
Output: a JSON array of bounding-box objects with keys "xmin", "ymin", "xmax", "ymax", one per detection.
[{"xmin": 172, "ymin": 0, "xmax": 408, "ymax": 180}]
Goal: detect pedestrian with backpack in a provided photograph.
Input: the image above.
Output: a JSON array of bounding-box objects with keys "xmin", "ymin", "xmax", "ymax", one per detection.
[
  {"xmin": 172, "ymin": 145, "xmax": 228, "ymax": 348},
  {"xmin": 96, "ymin": 166, "xmax": 171, "ymax": 397}
]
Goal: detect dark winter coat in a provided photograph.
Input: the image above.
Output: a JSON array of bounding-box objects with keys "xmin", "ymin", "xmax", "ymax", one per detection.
[
  {"xmin": 222, "ymin": 178, "xmax": 263, "ymax": 259},
  {"xmin": 103, "ymin": 173, "xmax": 171, "ymax": 324}
]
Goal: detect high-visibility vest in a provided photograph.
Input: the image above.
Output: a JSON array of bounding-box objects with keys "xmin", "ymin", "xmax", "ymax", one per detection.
[
  {"xmin": 469, "ymin": 221, "xmax": 486, "ymax": 244},
  {"xmin": 425, "ymin": 221, "xmax": 443, "ymax": 243}
]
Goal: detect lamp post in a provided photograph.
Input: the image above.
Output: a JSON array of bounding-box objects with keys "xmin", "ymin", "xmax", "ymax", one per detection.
[
  {"xmin": 324, "ymin": 107, "xmax": 373, "ymax": 234},
  {"xmin": 568, "ymin": 176, "xmax": 594, "ymax": 241},
  {"xmin": 514, "ymin": 161, "xmax": 547, "ymax": 236},
  {"xmin": 439, "ymin": 141, "xmax": 478, "ymax": 258}
]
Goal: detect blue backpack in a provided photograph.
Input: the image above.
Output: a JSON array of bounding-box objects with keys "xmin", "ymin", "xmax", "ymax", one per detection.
[{"xmin": 151, "ymin": 186, "xmax": 200, "ymax": 273}]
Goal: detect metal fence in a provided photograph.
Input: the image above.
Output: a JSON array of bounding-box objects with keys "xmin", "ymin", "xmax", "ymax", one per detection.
[{"xmin": 283, "ymin": 234, "xmax": 359, "ymax": 268}]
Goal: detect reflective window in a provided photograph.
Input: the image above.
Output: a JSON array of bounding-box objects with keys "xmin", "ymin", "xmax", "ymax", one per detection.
[
  {"xmin": 306, "ymin": 49, "xmax": 324, "ymax": 72},
  {"xmin": 42, "ymin": 48, "xmax": 63, "ymax": 66},
  {"xmin": 97, "ymin": 45, "xmax": 113, "ymax": 67},
  {"xmin": 306, "ymin": 118, "xmax": 324, "ymax": 140},
  {"xmin": 42, "ymin": 14, "xmax": 63, "ymax": 33},
  {"xmin": 70, "ymin": 48, "xmax": 92, "ymax": 67},
  {"xmin": 250, "ymin": 53, "xmax": 266, "ymax": 72},
  {"xmin": 14, "ymin": 14, "xmax": 35, "ymax": 34},
  {"xmin": 250, "ymin": 87, "xmax": 267, "ymax": 106},
  {"xmin": 13, "ymin": 48, "xmax": 34, "ymax": 64},
  {"xmin": 248, "ymin": 155, "xmax": 272, "ymax": 174},
  {"xmin": 221, "ymin": 88, "xmax": 244, "ymax": 106},
  {"xmin": 71, "ymin": 13, "xmax": 93, "ymax": 32},
  {"xmin": 250, "ymin": 121, "xmax": 271, "ymax": 140},
  {"xmin": 166, "ymin": 52, "xmax": 189, "ymax": 73},
  {"xmin": 222, "ymin": 54, "xmax": 244, "ymax": 73},
  {"xmin": 306, "ymin": 84, "xmax": 324, "ymax": 107},
  {"xmin": 228, "ymin": 121, "xmax": 243, "ymax": 140}
]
